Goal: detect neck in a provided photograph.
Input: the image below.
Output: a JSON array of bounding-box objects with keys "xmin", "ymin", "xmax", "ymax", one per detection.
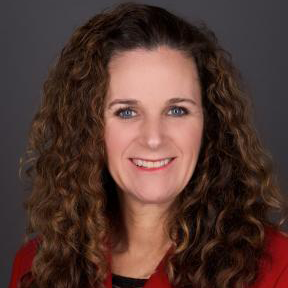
[{"xmin": 114, "ymin": 190, "xmax": 174, "ymax": 256}]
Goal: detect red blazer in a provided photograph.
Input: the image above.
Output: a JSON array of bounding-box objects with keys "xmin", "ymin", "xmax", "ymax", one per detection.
[{"xmin": 9, "ymin": 226, "xmax": 288, "ymax": 288}]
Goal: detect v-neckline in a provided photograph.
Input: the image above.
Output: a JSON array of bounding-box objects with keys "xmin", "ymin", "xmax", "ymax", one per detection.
[{"xmin": 104, "ymin": 244, "xmax": 174, "ymax": 288}]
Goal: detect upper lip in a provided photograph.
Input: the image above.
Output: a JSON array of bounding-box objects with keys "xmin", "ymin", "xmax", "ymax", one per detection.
[{"xmin": 130, "ymin": 157, "xmax": 176, "ymax": 162}]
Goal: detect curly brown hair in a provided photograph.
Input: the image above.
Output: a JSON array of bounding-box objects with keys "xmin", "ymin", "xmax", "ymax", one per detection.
[{"xmin": 19, "ymin": 2, "xmax": 288, "ymax": 288}]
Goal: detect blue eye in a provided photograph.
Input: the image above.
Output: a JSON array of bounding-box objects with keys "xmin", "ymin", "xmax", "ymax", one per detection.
[
  {"xmin": 114, "ymin": 105, "xmax": 189, "ymax": 119},
  {"xmin": 115, "ymin": 108, "xmax": 137, "ymax": 119},
  {"xmin": 168, "ymin": 106, "xmax": 188, "ymax": 116}
]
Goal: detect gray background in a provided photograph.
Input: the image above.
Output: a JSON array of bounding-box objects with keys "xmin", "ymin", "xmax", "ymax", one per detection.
[{"xmin": 1, "ymin": 0, "xmax": 287, "ymax": 286}]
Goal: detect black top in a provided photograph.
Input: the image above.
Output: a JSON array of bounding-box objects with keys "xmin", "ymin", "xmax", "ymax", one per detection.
[{"xmin": 112, "ymin": 273, "xmax": 149, "ymax": 288}]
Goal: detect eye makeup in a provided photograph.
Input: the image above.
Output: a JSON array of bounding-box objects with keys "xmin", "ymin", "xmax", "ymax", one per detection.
[{"xmin": 113, "ymin": 105, "xmax": 190, "ymax": 119}]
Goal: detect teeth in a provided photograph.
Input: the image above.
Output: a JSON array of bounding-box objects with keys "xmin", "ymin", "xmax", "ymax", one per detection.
[{"xmin": 132, "ymin": 158, "xmax": 172, "ymax": 168}]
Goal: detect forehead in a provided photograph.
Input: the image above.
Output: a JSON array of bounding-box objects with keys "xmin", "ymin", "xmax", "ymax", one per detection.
[{"xmin": 106, "ymin": 46, "xmax": 201, "ymax": 104}]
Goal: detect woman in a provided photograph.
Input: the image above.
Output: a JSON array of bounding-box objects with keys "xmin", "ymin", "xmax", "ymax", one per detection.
[{"xmin": 9, "ymin": 2, "xmax": 288, "ymax": 288}]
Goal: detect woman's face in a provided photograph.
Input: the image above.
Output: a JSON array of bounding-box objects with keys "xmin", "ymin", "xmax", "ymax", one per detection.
[{"xmin": 104, "ymin": 46, "xmax": 204, "ymax": 205}]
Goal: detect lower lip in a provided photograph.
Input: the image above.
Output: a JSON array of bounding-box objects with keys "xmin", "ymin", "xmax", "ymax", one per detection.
[{"xmin": 129, "ymin": 158, "xmax": 176, "ymax": 171}]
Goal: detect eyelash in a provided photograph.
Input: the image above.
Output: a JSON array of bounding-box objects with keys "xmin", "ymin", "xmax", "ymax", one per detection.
[{"xmin": 114, "ymin": 105, "xmax": 190, "ymax": 119}]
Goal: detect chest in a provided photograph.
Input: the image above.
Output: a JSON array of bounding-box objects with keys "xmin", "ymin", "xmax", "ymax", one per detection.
[{"xmin": 111, "ymin": 251, "xmax": 163, "ymax": 279}]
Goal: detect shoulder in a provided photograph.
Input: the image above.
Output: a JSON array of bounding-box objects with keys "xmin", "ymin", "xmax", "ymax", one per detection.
[
  {"xmin": 252, "ymin": 226, "xmax": 288, "ymax": 288},
  {"xmin": 9, "ymin": 237, "xmax": 40, "ymax": 288},
  {"xmin": 265, "ymin": 225, "xmax": 288, "ymax": 267},
  {"xmin": 266, "ymin": 225, "xmax": 288, "ymax": 250}
]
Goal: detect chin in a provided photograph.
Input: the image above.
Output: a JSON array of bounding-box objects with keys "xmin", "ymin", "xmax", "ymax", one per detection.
[{"xmin": 134, "ymin": 192, "xmax": 175, "ymax": 205}]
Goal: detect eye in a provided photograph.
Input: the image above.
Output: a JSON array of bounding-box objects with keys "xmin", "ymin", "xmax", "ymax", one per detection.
[
  {"xmin": 167, "ymin": 106, "xmax": 189, "ymax": 116},
  {"xmin": 114, "ymin": 107, "xmax": 137, "ymax": 119}
]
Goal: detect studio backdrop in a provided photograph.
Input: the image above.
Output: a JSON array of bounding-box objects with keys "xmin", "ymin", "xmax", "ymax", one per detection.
[{"xmin": 1, "ymin": 1, "xmax": 287, "ymax": 287}]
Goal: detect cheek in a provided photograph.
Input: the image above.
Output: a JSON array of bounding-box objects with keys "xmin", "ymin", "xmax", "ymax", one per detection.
[
  {"xmin": 104, "ymin": 122, "xmax": 135, "ymax": 160},
  {"xmin": 175, "ymin": 119, "xmax": 204, "ymax": 154}
]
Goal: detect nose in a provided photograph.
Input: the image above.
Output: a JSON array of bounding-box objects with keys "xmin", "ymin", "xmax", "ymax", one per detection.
[{"xmin": 139, "ymin": 117, "xmax": 166, "ymax": 149}]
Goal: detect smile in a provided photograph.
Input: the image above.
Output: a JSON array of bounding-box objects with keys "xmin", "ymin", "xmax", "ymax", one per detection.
[{"xmin": 129, "ymin": 157, "xmax": 176, "ymax": 171}]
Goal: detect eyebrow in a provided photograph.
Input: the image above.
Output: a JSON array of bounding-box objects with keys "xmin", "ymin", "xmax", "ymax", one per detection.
[{"xmin": 107, "ymin": 97, "xmax": 197, "ymax": 109}]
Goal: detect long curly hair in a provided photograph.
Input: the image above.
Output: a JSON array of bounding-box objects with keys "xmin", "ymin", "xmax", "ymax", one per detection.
[{"xmin": 19, "ymin": 2, "xmax": 288, "ymax": 288}]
